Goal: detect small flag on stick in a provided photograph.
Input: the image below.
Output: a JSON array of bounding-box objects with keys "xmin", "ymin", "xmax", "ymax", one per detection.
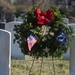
[{"xmin": 27, "ymin": 34, "xmax": 37, "ymax": 51}]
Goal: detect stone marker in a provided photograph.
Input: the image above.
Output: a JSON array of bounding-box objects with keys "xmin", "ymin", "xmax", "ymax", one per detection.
[
  {"xmin": 0, "ymin": 29, "xmax": 11, "ymax": 75},
  {"xmin": 63, "ymin": 18, "xmax": 69, "ymax": 24},
  {"xmin": 70, "ymin": 35, "xmax": 75, "ymax": 75},
  {"xmin": 63, "ymin": 23, "xmax": 75, "ymax": 60},
  {"xmin": 68, "ymin": 24, "xmax": 75, "ymax": 75},
  {"xmin": 5, "ymin": 21, "xmax": 25, "ymax": 59}
]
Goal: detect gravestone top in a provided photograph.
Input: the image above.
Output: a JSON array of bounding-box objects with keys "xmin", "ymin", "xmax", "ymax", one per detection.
[
  {"xmin": 63, "ymin": 18, "xmax": 69, "ymax": 24},
  {"xmin": 0, "ymin": 29, "xmax": 11, "ymax": 34}
]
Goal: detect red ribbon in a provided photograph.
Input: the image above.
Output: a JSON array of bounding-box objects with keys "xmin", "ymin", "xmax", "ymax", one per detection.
[{"xmin": 35, "ymin": 8, "xmax": 54, "ymax": 25}]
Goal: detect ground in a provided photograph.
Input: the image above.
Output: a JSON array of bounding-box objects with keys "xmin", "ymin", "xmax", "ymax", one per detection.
[{"xmin": 11, "ymin": 55, "xmax": 69, "ymax": 75}]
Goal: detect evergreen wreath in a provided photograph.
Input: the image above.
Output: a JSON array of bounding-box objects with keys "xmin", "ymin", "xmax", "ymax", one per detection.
[{"xmin": 14, "ymin": 6, "xmax": 74, "ymax": 58}]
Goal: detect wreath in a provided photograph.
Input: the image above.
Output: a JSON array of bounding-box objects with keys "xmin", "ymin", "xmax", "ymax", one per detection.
[{"xmin": 14, "ymin": 6, "xmax": 74, "ymax": 58}]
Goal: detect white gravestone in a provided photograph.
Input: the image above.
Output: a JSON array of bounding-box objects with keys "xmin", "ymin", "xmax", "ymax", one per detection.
[
  {"xmin": 0, "ymin": 29, "xmax": 11, "ymax": 75},
  {"xmin": 68, "ymin": 23, "xmax": 75, "ymax": 75},
  {"xmin": 70, "ymin": 36, "xmax": 75, "ymax": 75},
  {"xmin": 63, "ymin": 18, "xmax": 69, "ymax": 24},
  {"xmin": 5, "ymin": 21, "xmax": 25, "ymax": 59}
]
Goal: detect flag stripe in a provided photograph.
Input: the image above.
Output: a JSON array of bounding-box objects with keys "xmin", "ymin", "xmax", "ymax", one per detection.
[{"xmin": 27, "ymin": 34, "xmax": 37, "ymax": 51}]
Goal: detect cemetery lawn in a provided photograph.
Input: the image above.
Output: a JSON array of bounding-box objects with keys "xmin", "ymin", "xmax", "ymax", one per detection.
[{"xmin": 11, "ymin": 55, "xmax": 69, "ymax": 75}]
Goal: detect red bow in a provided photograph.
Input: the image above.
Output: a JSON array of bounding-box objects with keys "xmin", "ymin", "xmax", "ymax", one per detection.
[{"xmin": 35, "ymin": 8, "xmax": 54, "ymax": 25}]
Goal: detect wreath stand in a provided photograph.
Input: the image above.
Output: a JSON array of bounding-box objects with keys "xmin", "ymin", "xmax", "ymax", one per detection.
[{"xmin": 29, "ymin": 56, "xmax": 56, "ymax": 75}]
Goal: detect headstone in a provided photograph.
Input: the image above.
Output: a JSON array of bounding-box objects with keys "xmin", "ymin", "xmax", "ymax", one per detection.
[
  {"xmin": 17, "ymin": 16, "xmax": 23, "ymax": 22},
  {"xmin": 63, "ymin": 23, "xmax": 75, "ymax": 60},
  {"xmin": 5, "ymin": 21, "xmax": 25, "ymax": 59},
  {"xmin": 0, "ymin": 29, "xmax": 11, "ymax": 75},
  {"xmin": 68, "ymin": 23, "xmax": 75, "ymax": 75},
  {"xmin": 70, "ymin": 34, "xmax": 75, "ymax": 75},
  {"xmin": 63, "ymin": 18, "xmax": 69, "ymax": 24}
]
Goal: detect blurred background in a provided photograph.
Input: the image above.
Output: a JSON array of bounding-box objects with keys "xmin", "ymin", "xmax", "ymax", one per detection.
[{"xmin": 0, "ymin": 0, "xmax": 75, "ymax": 23}]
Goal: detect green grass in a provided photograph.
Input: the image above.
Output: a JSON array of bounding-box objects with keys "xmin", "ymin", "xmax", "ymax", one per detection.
[{"xmin": 11, "ymin": 56, "xmax": 69, "ymax": 75}]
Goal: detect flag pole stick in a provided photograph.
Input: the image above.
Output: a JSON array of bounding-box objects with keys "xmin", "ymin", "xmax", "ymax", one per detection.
[
  {"xmin": 52, "ymin": 56, "xmax": 56, "ymax": 75},
  {"xmin": 29, "ymin": 55, "xmax": 35, "ymax": 75},
  {"xmin": 39, "ymin": 56, "xmax": 43, "ymax": 75}
]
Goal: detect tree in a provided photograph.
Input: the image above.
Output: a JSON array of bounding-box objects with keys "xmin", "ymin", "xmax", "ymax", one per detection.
[
  {"xmin": 14, "ymin": 0, "xmax": 51, "ymax": 11},
  {"xmin": 0, "ymin": 0, "xmax": 14, "ymax": 12}
]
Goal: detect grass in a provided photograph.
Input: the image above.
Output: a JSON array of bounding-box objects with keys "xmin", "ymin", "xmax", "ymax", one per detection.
[{"xmin": 11, "ymin": 55, "xmax": 69, "ymax": 75}]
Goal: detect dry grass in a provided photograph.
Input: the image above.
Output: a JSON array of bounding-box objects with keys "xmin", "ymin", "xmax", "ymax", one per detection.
[{"xmin": 11, "ymin": 55, "xmax": 69, "ymax": 75}]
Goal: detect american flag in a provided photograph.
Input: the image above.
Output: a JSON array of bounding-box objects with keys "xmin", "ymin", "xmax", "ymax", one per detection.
[{"xmin": 27, "ymin": 34, "xmax": 37, "ymax": 51}]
